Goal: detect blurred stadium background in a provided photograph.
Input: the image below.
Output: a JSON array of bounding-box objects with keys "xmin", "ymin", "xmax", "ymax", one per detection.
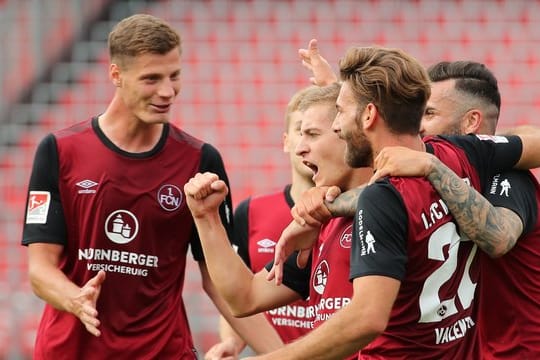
[{"xmin": 1, "ymin": 0, "xmax": 539, "ymax": 358}]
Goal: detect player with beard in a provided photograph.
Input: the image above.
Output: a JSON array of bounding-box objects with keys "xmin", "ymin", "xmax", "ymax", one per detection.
[
  {"xmin": 254, "ymin": 46, "xmax": 540, "ymax": 359},
  {"xmin": 296, "ymin": 44, "xmax": 540, "ymax": 358},
  {"xmin": 183, "ymin": 83, "xmax": 372, "ymax": 360}
]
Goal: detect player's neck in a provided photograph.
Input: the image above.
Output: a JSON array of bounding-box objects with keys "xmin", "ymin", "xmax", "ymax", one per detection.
[
  {"xmin": 373, "ymin": 132, "xmax": 425, "ymax": 158},
  {"xmin": 98, "ymin": 111, "xmax": 164, "ymax": 153},
  {"xmin": 289, "ymin": 172, "xmax": 314, "ymax": 203}
]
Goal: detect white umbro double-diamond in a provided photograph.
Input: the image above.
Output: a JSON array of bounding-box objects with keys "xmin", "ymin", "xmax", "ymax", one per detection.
[
  {"xmin": 76, "ymin": 179, "xmax": 98, "ymax": 189},
  {"xmin": 76, "ymin": 179, "xmax": 98, "ymax": 194},
  {"xmin": 257, "ymin": 238, "xmax": 276, "ymax": 253}
]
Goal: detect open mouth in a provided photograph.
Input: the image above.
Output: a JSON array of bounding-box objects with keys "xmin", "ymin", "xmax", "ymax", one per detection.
[{"xmin": 303, "ymin": 160, "xmax": 319, "ymax": 177}]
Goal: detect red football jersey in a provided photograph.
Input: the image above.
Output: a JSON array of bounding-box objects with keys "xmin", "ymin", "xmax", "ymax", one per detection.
[
  {"xmin": 310, "ymin": 217, "xmax": 356, "ymax": 360},
  {"xmin": 22, "ymin": 118, "xmax": 233, "ymax": 359},
  {"xmin": 352, "ymin": 135, "xmax": 522, "ymax": 359},
  {"xmin": 310, "ymin": 217, "xmax": 354, "ymax": 329},
  {"xmin": 234, "ymin": 187, "xmax": 312, "ymax": 342},
  {"xmin": 479, "ymin": 170, "xmax": 540, "ymax": 358}
]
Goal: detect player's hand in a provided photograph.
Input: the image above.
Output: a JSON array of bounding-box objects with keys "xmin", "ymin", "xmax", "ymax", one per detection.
[
  {"xmin": 184, "ymin": 172, "xmax": 229, "ymax": 217},
  {"xmin": 205, "ymin": 337, "xmax": 241, "ymax": 360},
  {"xmin": 298, "ymin": 39, "xmax": 338, "ymax": 86},
  {"xmin": 291, "ymin": 186, "xmax": 338, "ymax": 226},
  {"xmin": 267, "ymin": 221, "xmax": 320, "ymax": 285},
  {"xmin": 71, "ymin": 270, "xmax": 106, "ymax": 337},
  {"xmin": 370, "ymin": 146, "xmax": 435, "ymax": 184}
]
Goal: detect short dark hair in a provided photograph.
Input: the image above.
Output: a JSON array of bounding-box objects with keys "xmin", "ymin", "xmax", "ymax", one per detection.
[
  {"xmin": 428, "ymin": 61, "xmax": 501, "ymax": 115},
  {"xmin": 109, "ymin": 14, "xmax": 181, "ymax": 65}
]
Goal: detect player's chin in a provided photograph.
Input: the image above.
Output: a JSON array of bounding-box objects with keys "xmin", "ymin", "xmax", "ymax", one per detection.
[{"xmin": 144, "ymin": 113, "xmax": 171, "ymax": 125}]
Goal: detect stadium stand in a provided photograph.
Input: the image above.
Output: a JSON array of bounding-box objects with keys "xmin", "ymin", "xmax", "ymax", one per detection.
[{"xmin": 1, "ymin": 0, "xmax": 540, "ymax": 357}]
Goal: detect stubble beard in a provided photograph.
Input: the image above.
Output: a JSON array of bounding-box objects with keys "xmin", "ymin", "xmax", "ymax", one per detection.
[{"xmin": 344, "ymin": 132, "xmax": 373, "ymax": 169}]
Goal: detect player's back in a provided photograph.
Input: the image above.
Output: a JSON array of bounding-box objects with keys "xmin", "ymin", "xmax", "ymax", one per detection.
[{"xmin": 357, "ymin": 138, "xmax": 484, "ymax": 359}]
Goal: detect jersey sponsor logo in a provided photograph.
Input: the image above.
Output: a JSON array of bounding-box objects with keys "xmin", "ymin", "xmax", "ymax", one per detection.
[
  {"xmin": 475, "ymin": 134, "xmax": 509, "ymax": 143},
  {"xmin": 313, "ymin": 260, "xmax": 329, "ymax": 295},
  {"xmin": 26, "ymin": 191, "xmax": 51, "ymax": 224},
  {"xmin": 76, "ymin": 179, "xmax": 98, "ymax": 194},
  {"xmin": 104, "ymin": 210, "xmax": 139, "ymax": 244},
  {"xmin": 489, "ymin": 173, "xmax": 511, "ymax": 197},
  {"xmin": 157, "ymin": 184, "xmax": 182, "ymax": 211},
  {"xmin": 257, "ymin": 238, "xmax": 276, "ymax": 253},
  {"xmin": 339, "ymin": 224, "xmax": 353, "ymax": 249},
  {"xmin": 364, "ymin": 231, "xmax": 376, "ymax": 255},
  {"xmin": 267, "ymin": 304, "xmax": 313, "ymax": 329}
]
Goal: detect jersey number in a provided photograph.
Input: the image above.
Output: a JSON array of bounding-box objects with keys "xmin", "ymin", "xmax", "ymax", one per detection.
[{"xmin": 419, "ymin": 222, "xmax": 477, "ymax": 323}]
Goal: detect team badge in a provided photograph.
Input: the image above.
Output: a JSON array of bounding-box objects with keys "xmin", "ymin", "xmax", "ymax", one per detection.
[
  {"xmin": 157, "ymin": 184, "xmax": 182, "ymax": 211},
  {"xmin": 313, "ymin": 260, "xmax": 329, "ymax": 295},
  {"xmin": 339, "ymin": 224, "xmax": 353, "ymax": 248}
]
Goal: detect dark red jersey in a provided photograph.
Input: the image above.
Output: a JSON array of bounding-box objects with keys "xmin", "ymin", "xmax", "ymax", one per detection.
[
  {"xmin": 234, "ymin": 186, "xmax": 312, "ymax": 342},
  {"xmin": 310, "ymin": 217, "xmax": 354, "ymax": 330},
  {"xmin": 310, "ymin": 217, "xmax": 356, "ymax": 360},
  {"xmin": 351, "ymin": 135, "xmax": 522, "ymax": 359},
  {"xmin": 22, "ymin": 118, "xmax": 233, "ymax": 359},
  {"xmin": 479, "ymin": 170, "xmax": 540, "ymax": 359}
]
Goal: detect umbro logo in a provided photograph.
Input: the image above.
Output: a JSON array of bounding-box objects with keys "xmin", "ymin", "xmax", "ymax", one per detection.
[
  {"xmin": 76, "ymin": 179, "xmax": 98, "ymax": 194},
  {"xmin": 257, "ymin": 238, "xmax": 276, "ymax": 253}
]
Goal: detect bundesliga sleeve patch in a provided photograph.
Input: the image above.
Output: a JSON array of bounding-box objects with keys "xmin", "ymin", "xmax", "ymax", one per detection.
[
  {"xmin": 475, "ymin": 134, "xmax": 509, "ymax": 143},
  {"xmin": 26, "ymin": 191, "xmax": 51, "ymax": 224}
]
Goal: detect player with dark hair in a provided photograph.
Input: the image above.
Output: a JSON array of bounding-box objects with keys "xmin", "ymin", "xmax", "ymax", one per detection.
[
  {"xmin": 296, "ymin": 47, "xmax": 540, "ymax": 358},
  {"xmin": 21, "ymin": 13, "xmax": 281, "ymax": 359},
  {"xmin": 184, "ymin": 83, "xmax": 372, "ymax": 360},
  {"xmin": 253, "ymin": 45, "xmax": 539, "ymax": 359},
  {"xmin": 387, "ymin": 60, "xmax": 540, "ymax": 359}
]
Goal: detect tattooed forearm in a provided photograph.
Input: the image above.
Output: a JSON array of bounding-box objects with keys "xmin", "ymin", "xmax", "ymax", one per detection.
[
  {"xmin": 325, "ymin": 185, "xmax": 366, "ymax": 218},
  {"xmin": 427, "ymin": 157, "xmax": 522, "ymax": 257}
]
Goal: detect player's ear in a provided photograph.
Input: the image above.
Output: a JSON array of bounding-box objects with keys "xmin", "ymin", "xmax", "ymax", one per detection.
[
  {"xmin": 363, "ymin": 103, "xmax": 377, "ymax": 130},
  {"xmin": 462, "ymin": 109, "xmax": 482, "ymax": 134},
  {"xmin": 282, "ymin": 132, "xmax": 289, "ymax": 153},
  {"xmin": 110, "ymin": 63, "xmax": 122, "ymax": 87}
]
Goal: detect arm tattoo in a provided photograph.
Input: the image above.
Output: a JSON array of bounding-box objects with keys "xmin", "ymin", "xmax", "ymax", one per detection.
[
  {"xmin": 325, "ymin": 185, "xmax": 366, "ymax": 218},
  {"xmin": 427, "ymin": 157, "xmax": 522, "ymax": 257}
]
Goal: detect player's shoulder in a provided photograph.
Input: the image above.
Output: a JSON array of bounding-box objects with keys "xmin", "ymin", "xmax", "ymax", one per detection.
[
  {"xmin": 167, "ymin": 123, "xmax": 205, "ymax": 150},
  {"xmin": 53, "ymin": 118, "xmax": 94, "ymax": 140}
]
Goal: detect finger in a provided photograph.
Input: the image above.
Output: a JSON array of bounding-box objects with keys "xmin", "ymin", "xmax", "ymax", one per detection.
[
  {"xmin": 298, "ymin": 49, "xmax": 310, "ymax": 62},
  {"xmin": 266, "ymin": 265, "xmax": 276, "ymax": 281},
  {"xmin": 369, "ymin": 168, "xmax": 391, "ymax": 184},
  {"xmin": 291, "ymin": 207, "xmax": 307, "ymax": 226},
  {"xmin": 85, "ymin": 323, "xmax": 101, "ymax": 337},
  {"xmin": 272, "ymin": 247, "xmax": 285, "ymax": 286},
  {"xmin": 293, "ymin": 201, "xmax": 322, "ymax": 227},
  {"xmin": 296, "ymin": 249, "xmax": 311, "ymax": 269},
  {"xmin": 308, "ymin": 38, "xmax": 319, "ymax": 55},
  {"xmin": 210, "ymin": 179, "xmax": 228, "ymax": 193},
  {"xmin": 301, "ymin": 59, "xmax": 313, "ymax": 71},
  {"xmin": 324, "ymin": 186, "xmax": 341, "ymax": 202},
  {"xmin": 80, "ymin": 311, "xmax": 100, "ymax": 328},
  {"xmin": 274, "ymin": 262, "xmax": 283, "ymax": 286},
  {"xmin": 87, "ymin": 270, "xmax": 106, "ymax": 287}
]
